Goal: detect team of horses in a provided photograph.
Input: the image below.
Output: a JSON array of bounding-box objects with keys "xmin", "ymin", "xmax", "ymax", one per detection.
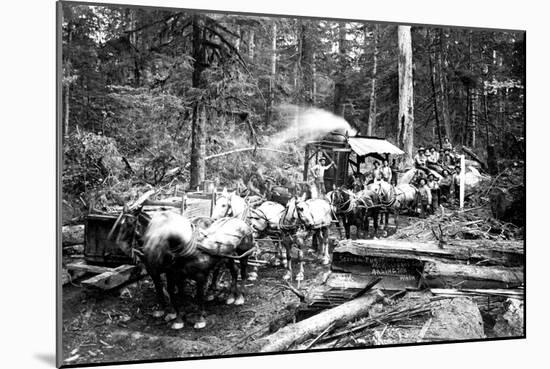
[{"xmin": 109, "ymin": 178, "xmax": 418, "ymax": 330}]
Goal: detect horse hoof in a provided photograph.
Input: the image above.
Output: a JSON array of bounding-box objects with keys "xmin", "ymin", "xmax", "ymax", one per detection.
[
  {"xmin": 273, "ymin": 259, "xmax": 281, "ymax": 267},
  {"xmin": 321, "ymin": 257, "xmax": 330, "ymax": 265},
  {"xmin": 152, "ymin": 310, "xmax": 165, "ymax": 318},
  {"xmin": 194, "ymin": 320, "xmax": 206, "ymax": 329},
  {"xmin": 295, "ymin": 272, "xmax": 304, "ymax": 281},
  {"xmin": 170, "ymin": 321, "xmax": 185, "ymax": 330},
  {"xmin": 234, "ymin": 295, "xmax": 245, "ymax": 306},
  {"xmin": 247, "ymin": 272, "xmax": 258, "ymax": 281},
  {"xmin": 282, "ymin": 272, "xmax": 291, "ymax": 281},
  {"xmin": 282, "ymin": 260, "xmax": 288, "ymax": 268},
  {"xmin": 226, "ymin": 296, "xmax": 235, "ymax": 305},
  {"xmin": 165, "ymin": 313, "xmax": 178, "ymax": 322}
]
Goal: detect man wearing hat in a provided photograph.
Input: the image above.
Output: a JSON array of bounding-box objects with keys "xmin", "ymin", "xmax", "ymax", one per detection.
[
  {"xmin": 414, "ymin": 147, "xmax": 430, "ymax": 175},
  {"xmin": 442, "ymin": 148, "xmax": 455, "ymax": 169},
  {"xmin": 426, "ymin": 146, "xmax": 441, "ymax": 172},
  {"xmin": 427, "ymin": 173, "xmax": 440, "ymax": 213},
  {"xmin": 372, "ymin": 161, "xmax": 383, "ymax": 182},
  {"xmin": 310, "ymin": 156, "xmax": 335, "ymax": 195},
  {"xmin": 442, "ymin": 137, "xmax": 453, "ymax": 151}
]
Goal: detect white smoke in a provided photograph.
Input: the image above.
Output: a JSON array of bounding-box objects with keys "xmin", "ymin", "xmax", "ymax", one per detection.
[{"xmin": 269, "ymin": 105, "xmax": 357, "ymax": 147}]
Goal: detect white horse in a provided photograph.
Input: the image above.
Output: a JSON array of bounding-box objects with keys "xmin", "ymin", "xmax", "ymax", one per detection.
[
  {"xmin": 211, "ymin": 188, "xmax": 249, "ymax": 220},
  {"xmin": 285, "ymin": 194, "xmax": 333, "ymax": 265}
]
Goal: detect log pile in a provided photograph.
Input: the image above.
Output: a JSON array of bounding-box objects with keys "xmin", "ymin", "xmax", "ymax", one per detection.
[
  {"xmin": 291, "ymin": 236, "xmax": 524, "ymax": 343},
  {"xmin": 329, "ymin": 239, "xmax": 523, "ymax": 290},
  {"xmin": 289, "ymin": 295, "xmax": 486, "ymax": 350}
]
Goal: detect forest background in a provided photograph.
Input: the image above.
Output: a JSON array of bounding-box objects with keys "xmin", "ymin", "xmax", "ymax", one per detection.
[{"xmin": 60, "ymin": 2, "xmax": 525, "ymax": 220}]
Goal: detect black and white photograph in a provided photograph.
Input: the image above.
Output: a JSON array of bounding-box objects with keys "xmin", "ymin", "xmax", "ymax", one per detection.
[{"xmin": 56, "ymin": 0, "xmax": 525, "ymax": 366}]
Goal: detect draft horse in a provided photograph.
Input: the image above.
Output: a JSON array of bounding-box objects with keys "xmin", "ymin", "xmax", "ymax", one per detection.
[{"xmin": 112, "ymin": 209, "xmax": 254, "ymax": 330}]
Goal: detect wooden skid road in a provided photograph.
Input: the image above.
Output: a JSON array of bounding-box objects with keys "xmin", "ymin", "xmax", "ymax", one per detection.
[{"xmin": 66, "ymin": 262, "xmax": 146, "ymax": 290}]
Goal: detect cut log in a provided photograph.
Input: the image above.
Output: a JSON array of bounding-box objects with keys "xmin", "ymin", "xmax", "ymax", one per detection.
[
  {"xmin": 67, "ymin": 262, "xmax": 113, "ymax": 275},
  {"xmin": 332, "ymin": 239, "xmax": 524, "ymax": 269},
  {"xmin": 254, "ymin": 290, "xmax": 385, "ymax": 352},
  {"xmin": 81, "ymin": 264, "xmax": 146, "ymax": 290},
  {"xmin": 429, "ymin": 288, "xmax": 524, "ymax": 300},
  {"xmin": 62, "ymin": 224, "xmax": 85, "ymax": 246},
  {"xmin": 422, "ymin": 261, "xmax": 524, "ymax": 289}
]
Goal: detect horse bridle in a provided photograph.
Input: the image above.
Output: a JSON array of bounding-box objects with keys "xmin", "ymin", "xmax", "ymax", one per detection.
[
  {"xmin": 217, "ymin": 194, "xmax": 234, "ymax": 218},
  {"xmin": 108, "ymin": 209, "xmax": 148, "ymax": 262}
]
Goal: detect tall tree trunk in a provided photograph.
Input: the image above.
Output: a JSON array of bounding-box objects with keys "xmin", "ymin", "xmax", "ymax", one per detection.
[
  {"xmin": 248, "ymin": 29, "xmax": 255, "ymax": 61},
  {"xmin": 266, "ymin": 21, "xmax": 277, "ymax": 125},
  {"xmin": 190, "ymin": 103, "xmax": 206, "ymax": 189},
  {"xmin": 397, "ymin": 25, "xmax": 414, "ymax": 165},
  {"xmin": 437, "ymin": 29, "xmax": 451, "ymax": 139},
  {"xmin": 366, "ymin": 25, "xmax": 379, "ymax": 136},
  {"xmin": 428, "ymin": 30, "xmax": 442, "ymax": 148},
  {"xmin": 235, "ymin": 24, "xmax": 241, "ymax": 52},
  {"xmin": 312, "ymin": 51, "xmax": 317, "ymax": 105},
  {"xmin": 190, "ymin": 15, "xmax": 207, "ymax": 189},
  {"xmin": 63, "ymin": 22, "xmax": 72, "ymax": 139},
  {"xmin": 467, "ymin": 31, "xmax": 477, "ymax": 147},
  {"xmin": 471, "ymin": 89, "xmax": 478, "ymax": 147},
  {"xmin": 333, "ymin": 22, "xmax": 346, "ymax": 116},
  {"xmin": 64, "ymin": 81, "xmax": 70, "ymax": 139},
  {"xmin": 301, "ymin": 21, "xmax": 314, "ymax": 105}
]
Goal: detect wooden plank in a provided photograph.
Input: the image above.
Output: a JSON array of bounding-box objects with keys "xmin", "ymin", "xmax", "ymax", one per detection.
[
  {"xmin": 81, "ymin": 264, "xmax": 146, "ymax": 290},
  {"xmin": 422, "ymin": 261, "xmax": 524, "ymax": 289},
  {"xmin": 325, "ymin": 272, "xmax": 420, "ymax": 292},
  {"xmin": 333, "ymin": 239, "xmax": 524, "ymax": 267},
  {"xmin": 66, "ymin": 262, "xmax": 114, "ymax": 274}
]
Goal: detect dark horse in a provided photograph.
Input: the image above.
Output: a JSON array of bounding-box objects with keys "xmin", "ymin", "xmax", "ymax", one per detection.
[
  {"xmin": 113, "ymin": 209, "xmax": 254, "ymax": 330},
  {"xmin": 328, "ymin": 188, "xmax": 381, "ymax": 239}
]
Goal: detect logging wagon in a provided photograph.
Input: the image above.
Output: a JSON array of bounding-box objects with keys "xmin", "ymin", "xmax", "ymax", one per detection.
[
  {"xmin": 303, "ymin": 132, "xmax": 404, "ymax": 189},
  {"xmin": 65, "ymin": 189, "xmax": 217, "ymax": 290}
]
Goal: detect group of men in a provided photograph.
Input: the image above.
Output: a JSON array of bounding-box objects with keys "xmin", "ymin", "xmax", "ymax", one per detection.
[
  {"xmin": 236, "ymin": 136, "xmax": 464, "ymax": 219},
  {"xmin": 412, "ymin": 137, "xmax": 464, "ymax": 217}
]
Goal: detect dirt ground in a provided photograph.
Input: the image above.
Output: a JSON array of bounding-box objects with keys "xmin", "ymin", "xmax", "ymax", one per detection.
[{"xmin": 59, "ymin": 216, "xmax": 424, "ymax": 366}]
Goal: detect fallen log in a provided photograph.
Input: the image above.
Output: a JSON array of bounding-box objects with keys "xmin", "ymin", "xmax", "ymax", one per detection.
[
  {"xmin": 429, "ymin": 288, "xmax": 524, "ymax": 300},
  {"xmin": 422, "ymin": 261, "xmax": 524, "ymax": 289},
  {"xmin": 254, "ymin": 290, "xmax": 385, "ymax": 352},
  {"xmin": 62, "ymin": 224, "xmax": 85, "ymax": 246},
  {"xmin": 81, "ymin": 264, "xmax": 146, "ymax": 290},
  {"xmin": 462, "ymin": 146, "xmax": 487, "ymax": 170},
  {"xmin": 332, "ymin": 239, "xmax": 524, "ymax": 269}
]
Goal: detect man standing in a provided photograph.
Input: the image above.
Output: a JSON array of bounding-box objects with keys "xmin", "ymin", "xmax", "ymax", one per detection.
[
  {"xmin": 390, "ymin": 159, "xmax": 399, "ymax": 186},
  {"xmin": 372, "ymin": 161, "xmax": 382, "ymax": 182},
  {"xmin": 381, "ymin": 159, "xmax": 392, "ymax": 183},
  {"xmin": 310, "ymin": 157, "xmax": 334, "ymax": 195},
  {"xmin": 247, "ymin": 165, "xmax": 267, "ymax": 198}
]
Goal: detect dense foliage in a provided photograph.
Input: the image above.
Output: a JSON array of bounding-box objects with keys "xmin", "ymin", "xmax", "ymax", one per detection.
[{"xmin": 61, "ymin": 4, "xmax": 525, "ymax": 217}]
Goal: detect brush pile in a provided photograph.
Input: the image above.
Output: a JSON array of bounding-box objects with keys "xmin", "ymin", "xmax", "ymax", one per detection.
[{"xmin": 390, "ymin": 206, "xmax": 522, "ymax": 242}]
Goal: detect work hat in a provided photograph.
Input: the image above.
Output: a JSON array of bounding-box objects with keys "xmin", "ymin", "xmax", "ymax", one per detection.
[{"xmin": 418, "ymin": 147, "xmax": 426, "ymax": 152}]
